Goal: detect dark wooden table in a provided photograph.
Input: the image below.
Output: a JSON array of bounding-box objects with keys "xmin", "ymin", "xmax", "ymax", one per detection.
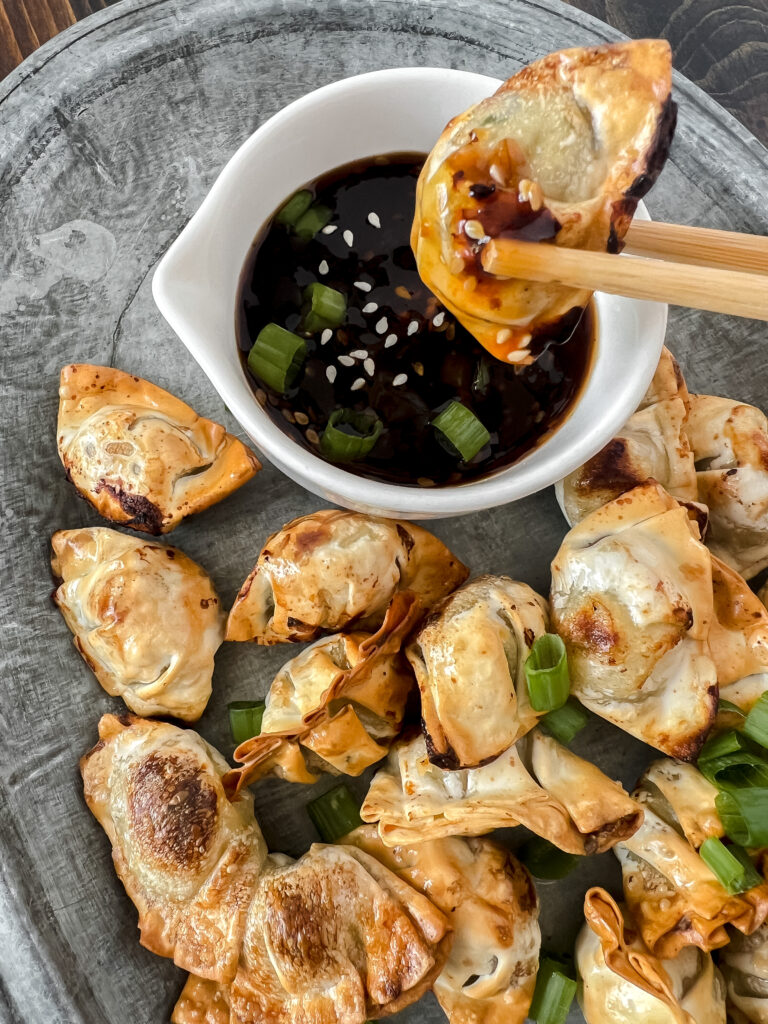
[{"xmin": 1, "ymin": 0, "xmax": 766, "ymax": 146}]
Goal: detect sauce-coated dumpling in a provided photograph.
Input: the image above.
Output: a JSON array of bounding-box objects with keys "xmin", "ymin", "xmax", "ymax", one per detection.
[{"xmin": 57, "ymin": 364, "xmax": 260, "ymax": 534}]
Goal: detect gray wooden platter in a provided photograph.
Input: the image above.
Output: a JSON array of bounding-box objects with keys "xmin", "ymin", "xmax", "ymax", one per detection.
[{"xmin": 1, "ymin": 1, "xmax": 767, "ymax": 1021}]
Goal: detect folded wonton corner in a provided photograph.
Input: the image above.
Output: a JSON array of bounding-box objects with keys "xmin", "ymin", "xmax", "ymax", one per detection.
[
  {"xmin": 57, "ymin": 364, "xmax": 260, "ymax": 534},
  {"xmin": 53, "ymin": 527, "xmax": 224, "ymax": 720}
]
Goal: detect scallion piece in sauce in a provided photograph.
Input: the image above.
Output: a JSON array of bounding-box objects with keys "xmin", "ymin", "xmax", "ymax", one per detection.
[
  {"xmin": 229, "ymin": 701, "xmax": 266, "ymax": 746},
  {"xmin": 528, "ymin": 958, "xmax": 577, "ymax": 1024},
  {"xmin": 307, "ymin": 784, "xmax": 363, "ymax": 843},
  {"xmin": 275, "ymin": 189, "xmax": 313, "ymax": 228},
  {"xmin": 301, "ymin": 282, "xmax": 347, "ymax": 333},
  {"xmin": 247, "ymin": 323, "xmax": 306, "ymax": 393},
  {"xmin": 321, "ymin": 409, "xmax": 382, "ymax": 463},
  {"xmin": 518, "ymin": 837, "xmax": 580, "ymax": 880},
  {"xmin": 744, "ymin": 693, "xmax": 768, "ymax": 748},
  {"xmin": 699, "ymin": 837, "xmax": 763, "ymax": 894},
  {"xmin": 540, "ymin": 698, "xmax": 588, "ymax": 746},
  {"xmin": 525, "ymin": 634, "xmax": 570, "ymax": 712},
  {"xmin": 294, "ymin": 202, "xmax": 332, "ymax": 240},
  {"xmin": 716, "ymin": 789, "xmax": 768, "ymax": 848},
  {"xmin": 432, "ymin": 400, "xmax": 490, "ymax": 461}
]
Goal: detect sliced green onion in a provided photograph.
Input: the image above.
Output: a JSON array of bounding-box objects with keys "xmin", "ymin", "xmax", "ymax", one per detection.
[
  {"xmin": 301, "ymin": 282, "xmax": 347, "ymax": 333},
  {"xmin": 529, "ymin": 958, "xmax": 577, "ymax": 1024},
  {"xmin": 518, "ymin": 837, "xmax": 580, "ymax": 880},
  {"xmin": 744, "ymin": 693, "xmax": 768, "ymax": 748},
  {"xmin": 699, "ymin": 729, "xmax": 752, "ymax": 765},
  {"xmin": 275, "ymin": 189, "xmax": 313, "ymax": 228},
  {"xmin": 718, "ymin": 698, "xmax": 746, "ymax": 718},
  {"xmin": 716, "ymin": 788, "xmax": 768, "ymax": 848},
  {"xmin": 432, "ymin": 400, "xmax": 490, "ymax": 462},
  {"xmin": 307, "ymin": 784, "xmax": 363, "ymax": 843},
  {"xmin": 539, "ymin": 697, "xmax": 588, "ymax": 746},
  {"xmin": 525, "ymin": 634, "xmax": 570, "ymax": 712},
  {"xmin": 294, "ymin": 202, "xmax": 332, "ymax": 240},
  {"xmin": 247, "ymin": 323, "xmax": 306, "ymax": 393},
  {"xmin": 229, "ymin": 701, "xmax": 266, "ymax": 745},
  {"xmin": 320, "ymin": 409, "xmax": 382, "ymax": 463},
  {"xmin": 699, "ymin": 837, "xmax": 764, "ymax": 894}
]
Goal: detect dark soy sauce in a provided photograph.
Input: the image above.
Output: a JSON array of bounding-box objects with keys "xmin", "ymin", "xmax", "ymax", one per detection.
[{"xmin": 236, "ymin": 153, "xmax": 594, "ymax": 487}]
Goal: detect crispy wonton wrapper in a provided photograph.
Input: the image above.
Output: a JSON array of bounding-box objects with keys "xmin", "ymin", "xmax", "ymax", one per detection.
[
  {"xmin": 57, "ymin": 364, "xmax": 260, "ymax": 534},
  {"xmin": 223, "ymin": 594, "xmax": 419, "ymax": 795},
  {"xmin": 719, "ymin": 922, "xmax": 768, "ymax": 1024}
]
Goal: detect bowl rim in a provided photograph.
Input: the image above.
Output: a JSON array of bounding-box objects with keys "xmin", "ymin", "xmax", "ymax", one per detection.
[{"xmin": 153, "ymin": 65, "xmax": 668, "ymax": 517}]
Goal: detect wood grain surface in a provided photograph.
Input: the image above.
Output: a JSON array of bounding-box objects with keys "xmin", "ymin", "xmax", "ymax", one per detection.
[{"xmin": 0, "ymin": 0, "xmax": 766, "ymax": 145}]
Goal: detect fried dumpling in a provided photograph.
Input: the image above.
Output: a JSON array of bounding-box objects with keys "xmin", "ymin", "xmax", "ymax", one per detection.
[
  {"xmin": 550, "ymin": 482, "xmax": 719, "ymax": 759},
  {"xmin": 407, "ymin": 576, "xmax": 549, "ymax": 769},
  {"xmin": 556, "ymin": 348, "xmax": 697, "ymax": 525},
  {"xmin": 225, "ymin": 509, "xmax": 468, "ymax": 644},
  {"xmin": 412, "ymin": 40, "xmax": 675, "ymax": 362},
  {"xmin": 361, "ymin": 728, "xmax": 642, "ymax": 853},
  {"xmin": 81, "ymin": 714, "xmax": 267, "ymax": 982},
  {"xmin": 614, "ymin": 759, "xmax": 768, "ymax": 957},
  {"xmin": 685, "ymin": 395, "xmax": 768, "ymax": 581},
  {"xmin": 344, "ymin": 826, "xmax": 540, "ymax": 1024},
  {"xmin": 719, "ymin": 923, "xmax": 768, "ymax": 1024},
  {"xmin": 53, "ymin": 527, "xmax": 224, "ymax": 720},
  {"xmin": 57, "ymin": 364, "xmax": 260, "ymax": 534},
  {"xmin": 223, "ymin": 595, "xmax": 418, "ymax": 795},
  {"xmin": 576, "ymin": 887, "xmax": 726, "ymax": 1024}
]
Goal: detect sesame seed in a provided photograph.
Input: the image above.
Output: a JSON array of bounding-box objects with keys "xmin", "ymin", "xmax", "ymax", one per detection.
[
  {"xmin": 354, "ymin": 280, "xmax": 372, "ymax": 292},
  {"xmin": 343, "ymin": 229, "xmax": 354, "ymax": 246},
  {"xmin": 375, "ymin": 317, "xmax": 388, "ymax": 334},
  {"xmin": 496, "ymin": 328, "xmax": 512, "ymax": 344},
  {"xmin": 338, "ymin": 355, "xmax": 355, "ymax": 367},
  {"xmin": 395, "ymin": 285, "xmax": 411, "ymax": 299},
  {"xmin": 507, "ymin": 349, "xmax": 529, "ymax": 363},
  {"xmin": 384, "ymin": 334, "xmax": 398, "ymax": 348},
  {"xmin": 320, "ymin": 328, "xmax": 333, "ymax": 345},
  {"xmin": 281, "ymin": 408, "xmax": 295, "ymax": 424},
  {"xmin": 393, "ymin": 373, "xmax": 408, "ymax": 386},
  {"xmin": 490, "ymin": 163, "xmax": 505, "ymax": 185},
  {"xmin": 413, "ymin": 361, "xmax": 425, "ymax": 376},
  {"xmin": 350, "ymin": 377, "xmax": 365, "ymax": 391},
  {"xmin": 321, "ymin": 225, "xmax": 338, "ymax": 234},
  {"xmin": 433, "ymin": 312, "xmax": 445, "ymax": 327},
  {"xmin": 306, "ymin": 428, "xmax": 320, "ymax": 444},
  {"xmin": 367, "ymin": 212, "xmax": 381, "ymax": 228},
  {"xmin": 318, "ymin": 259, "xmax": 329, "ymax": 275},
  {"xmin": 294, "ymin": 411, "xmax": 309, "ymax": 425},
  {"xmin": 349, "ymin": 349, "xmax": 368, "ymax": 359},
  {"xmin": 362, "ymin": 302, "xmax": 378, "ymax": 314},
  {"xmin": 418, "ymin": 477, "xmax": 435, "ymax": 487},
  {"xmin": 255, "ymin": 388, "xmax": 267, "ymax": 406},
  {"xmin": 326, "ymin": 365, "xmax": 337, "ymax": 383},
  {"xmin": 464, "ymin": 219, "xmax": 485, "ymax": 241},
  {"xmin": 407, "ymin": 320, "xmax": 419, "ymax": 336},
  {"xmin": 364, "ymin": 358, "xmax": 375, "ymax": 376}
]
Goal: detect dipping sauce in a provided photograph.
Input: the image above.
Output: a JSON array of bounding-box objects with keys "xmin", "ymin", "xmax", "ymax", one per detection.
[{"xmin": 237, "ymin": 153, "xmax": 594, "ymax": 487}]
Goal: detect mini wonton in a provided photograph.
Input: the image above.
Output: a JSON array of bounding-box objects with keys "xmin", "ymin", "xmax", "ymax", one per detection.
[
  {"xmin": 223, "ymin": 595, "xmax": 419, "ymax": 795},
  {"xmin": 53, "ymin": 527, "xmax": 224, "ymax": 720},
  {"xmin": 344, "ymin": 825, "xmax": 541, "ymax": 1024},
  {"xmin": 614, "ymin": 758, "xmax": 768, "ymax": 958},
  {"xmin": 57, "ymin": 364, "xmax": 260, "ymax": 534},
  {"xmin": 556, "ymin": 348, "xmax": 697, "ymax": 525},
  {"xmin": 412, "ymin": 40, "xmax": 675, "ymax": 363},
  {"xmin": 577, "ymin": 888, "xmax": 726, "ymax": 1024},
  {"xmin": 84, "ymin": 715, "xmax": 452, "ymax": 1024},
  {"xmin": 550, "ymin": 482, "xmax": 719, "ymax": 759},
  {"xmin": 361, "ymin": 728, "xmax": 642, "ymax": 854},
  {"xmin": 685, "ymin": 395, "xmax": 768, "ymax": 581},
  {"xmin": 225, "ymin": 510, "xmax": 468, "ymax": 644},
  {"xmin": 408, "ymin": 576, "xmax": 549, "ymax": 769},
  {"xmin": 719, "ymin": 923, "xmax": 768, "ymax": 1024}
]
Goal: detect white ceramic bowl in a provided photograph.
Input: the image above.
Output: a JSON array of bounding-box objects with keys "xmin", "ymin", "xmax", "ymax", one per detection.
[{"xmin": 153, "ymin": 67, "xmax": 667, "ymax": 519}]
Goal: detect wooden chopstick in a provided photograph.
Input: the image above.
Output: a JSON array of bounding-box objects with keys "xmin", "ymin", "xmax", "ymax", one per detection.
[
  {"xmin": 624, "ymin": 221, "xmax": 768, "ymax": 274},
  {"xmin": 481, "ymin": 237, "xmax": 768, "ymax": 321}
]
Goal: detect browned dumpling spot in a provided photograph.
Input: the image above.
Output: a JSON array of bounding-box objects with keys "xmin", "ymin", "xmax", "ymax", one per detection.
[
  {"xmin": 81, "ymin": 714, "xmax": 267, "ymax": 982},
  {"xmin": 225, "ymin": 509, "xmax": 468, "ymax": 644},
  {"xmin": 576, "ymin": 888, "xmax": 726, "ymax": 1024},
  {"xmin": 344, "ymin": 826, "xmax": 540, "ymax": 1024},
  {"xmin": 57, "ymin": 364, "xmax": 260, "ymax": 534},
  {"xmin": 408, "ymin": 575, "xmax": 549, "ymax": 770},
  {"xmin": 556, "ymin": 348, "xmax": 697, "ymax": 525},
  {"xmin": 52, "ymin": 527, "xmax": 224, "ymax": 721},
  {"xmin": 412, "ymin": 40, "xmax": 674, "ymax": 363}
]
